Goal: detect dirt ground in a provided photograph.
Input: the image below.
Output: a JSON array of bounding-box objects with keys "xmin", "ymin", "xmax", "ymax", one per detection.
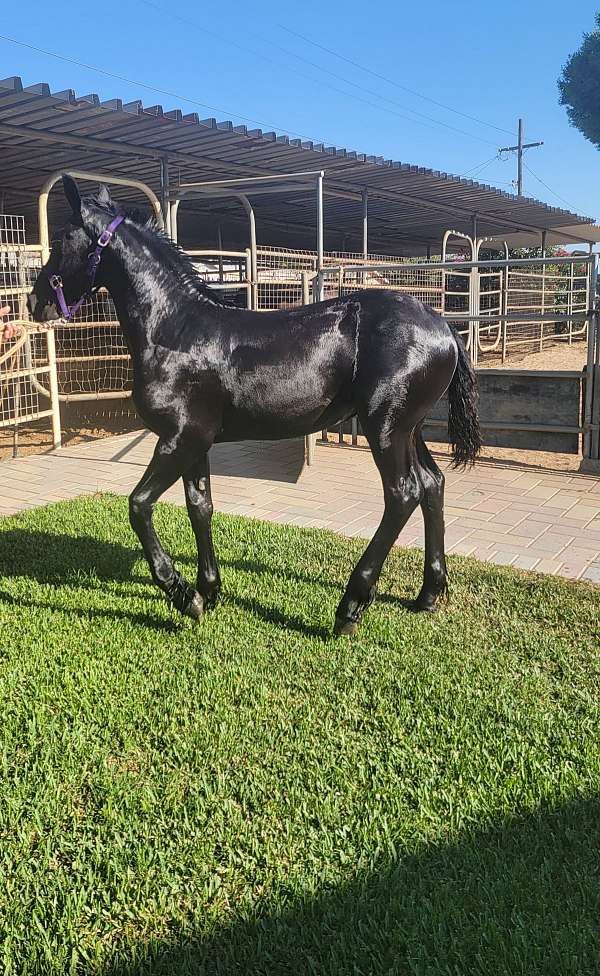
[
  {"xmin": 0, "ymin": 339, "xmax": 589, "ymax": 471},
  {"xmin": 477, "ymin": 339, "xmax": 587, "ymax": 372},
  {"xmin": 0, "ymin": 406, "xmax": 137, "ymax": 462}
]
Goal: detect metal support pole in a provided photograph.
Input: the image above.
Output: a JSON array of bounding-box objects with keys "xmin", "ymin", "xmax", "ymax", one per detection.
[
  {"xmin": 216, "ymin": 223, "xmax": 224, "ymax": 283},
  {"xmin": 361, "ymin": 188, "xmax": 368, "ymax": 260},
  {"xmin": 316, "ymin": 172, "xmax": 325, "ymax": 302},
  {"xmin": 238, "ymin": 194, "xmax": 258, "ymax": 310},
  {"xmin": 160, "ymin": 157, "xmax": 170, "ymax": 237}
]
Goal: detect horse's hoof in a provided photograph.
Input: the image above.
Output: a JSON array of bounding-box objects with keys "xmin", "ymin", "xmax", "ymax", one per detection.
[
  {"xmin": 409, "ymin": 598, "xmax": 438, "ymax": 614},
  {"xmin": 202, "ymin": 589, "xmax": 221, "ymax": 611},
  {"xmin": 184, "ymin": 591, "xmax": 204, "ymax": 621},
  {"xmin": 334, "ymin": 616, "xmax": 359, "ymax": 637}
]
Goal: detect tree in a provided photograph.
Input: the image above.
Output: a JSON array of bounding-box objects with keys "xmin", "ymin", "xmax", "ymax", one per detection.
[{"xmin": 559, "ymin": 12, "xmax": 600, "ymax": 149}]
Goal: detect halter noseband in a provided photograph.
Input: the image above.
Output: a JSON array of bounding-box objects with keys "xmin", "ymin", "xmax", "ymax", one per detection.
[{"xmin": 48, "ymin": 213, "xmax": 125, "ymax": 321}]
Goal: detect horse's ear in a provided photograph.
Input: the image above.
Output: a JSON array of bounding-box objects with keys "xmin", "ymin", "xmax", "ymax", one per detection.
[
  {"xmin": 62, "ymin": 174, "xmax": 81, "ymax": 214},
  {"xmin": 97, "ymin": 184, "xmax": 111, "ymax": 207}
]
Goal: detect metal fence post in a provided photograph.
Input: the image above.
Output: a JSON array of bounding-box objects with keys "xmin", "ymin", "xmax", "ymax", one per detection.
[
  {"xmin": 501, "ymin": 265, "xmax": 508, "ymax": 363},
  {"xmin": 46, "ymin": 326, "xmax": 62, "ymax": 450},
  {"xmin": 316, "ymin": 172, "xmax": 325, "ymax": 302},
  {"xmin": 245, "ymin": 249, "xmax": 252, "ymax": 310},
  {"xmin": 592, "ymin": 291, "xmax": 600, "ymax": 462},
  {"xmin": 301, "ymin": 271, "xmax": 310, "ymax": 306},
  {"xmin": 312, "ymin": 270, "xmax": 324, "ymax": 304},
  {"xmin": 302, "ymin": 268, "xmax": 317, "ymax": 464},
  {"xmin": 583, "ymin": 254, "xmax": 598, "ymax": 465},
  {"xmin": 568, "ymin": 260, "xmax": 575, "ymax": 345},
  {"xmin": 470, "ymin": 263, "xmax": 479, "ymax": 366}
]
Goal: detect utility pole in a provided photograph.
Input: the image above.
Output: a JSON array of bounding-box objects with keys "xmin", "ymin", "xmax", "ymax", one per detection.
[{"xmin": 498, "ymin": 119, "xmax": 543, "ymax": 195}]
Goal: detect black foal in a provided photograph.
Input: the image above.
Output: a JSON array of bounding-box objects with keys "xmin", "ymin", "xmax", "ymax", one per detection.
[{"xmin": 29, "ymin": 177, "xmax": 480, "ymax": 636}]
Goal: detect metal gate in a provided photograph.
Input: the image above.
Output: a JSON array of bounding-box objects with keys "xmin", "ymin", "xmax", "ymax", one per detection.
[{"xmin": 0, "ymin": 215, "xmax": 61, "ymax": 453}]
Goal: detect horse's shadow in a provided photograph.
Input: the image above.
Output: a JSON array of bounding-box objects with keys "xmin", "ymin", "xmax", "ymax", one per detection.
[
  {"xmin": 0, "ymin": 529, "xmax": 334, "ymax": 638},
  {"xmin": 0, "ymin": 528, "xmax": 139, "ymax": 587},
  {"xmin": 219, "ymin": 555, "xmax": 423, "ymax": 611},
  {"xmin": 0, "ymin": 527, "xmax": 178, "ymax": 631}
]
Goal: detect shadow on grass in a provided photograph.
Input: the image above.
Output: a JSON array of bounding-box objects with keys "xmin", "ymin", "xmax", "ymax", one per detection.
[
  {"xmin": 0, "ymin": 526, "xmax": 436, "ymax": 638},
  {"xmin": 0, "ymin": 529, "xmax": 334, "ymax": 637},
  {"xmin": 220, "ymin": 555, "xmax": 424, "ymax": 610},
  {"xmin": 97, "ymin": 795, "xmax": 600, "ymax": 975},
  {"xmin": 0, "ymin": 588, "xmax": 179, "ymax": 633},
  {"xmin": 0, "ymin": 529, "xmax": 177, "ymax": 631},
  {"xmin": 0, "ymin": 528, "xmax": 140, "ymax": 585},
  {"xmin": 227, "ymin": 592, "xmax": 332, "ymax": 642}
]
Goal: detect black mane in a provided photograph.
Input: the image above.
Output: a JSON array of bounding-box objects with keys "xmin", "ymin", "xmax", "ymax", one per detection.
[{"xmin": 87, "ymin": 195, "xmax": 232, "ymax": 307}]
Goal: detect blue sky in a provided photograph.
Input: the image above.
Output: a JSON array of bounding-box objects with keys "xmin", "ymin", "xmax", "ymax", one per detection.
[{"xmin": 1, "ymin": 0, "xmax": 600, "ymax": 220}]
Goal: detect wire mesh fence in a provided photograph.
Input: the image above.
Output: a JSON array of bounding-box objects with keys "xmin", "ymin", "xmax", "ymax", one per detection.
[
  {"xmin": 504, "ymin": 262, "xmax": 589, "ymax": 353},
  {"xmin": 0, "ymin": 216, "xmax": 60, "ymax": 445},
  {"xmin": 340, "ymin": 263, "xmax": 445, "ymax": 310},
  {"xmin": 320, "ymin": 256, "xmax": 592, "ymax": 363},
  {"xmin": 188, "ymin": 249, "xmax": 252, "ymax": 308},
  {"xmin": 54, "ymin": 309, "xmax": 131, "ymax": 398}
]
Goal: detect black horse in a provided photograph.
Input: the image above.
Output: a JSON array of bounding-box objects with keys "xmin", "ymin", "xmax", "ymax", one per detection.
[{"xmin": 28, "ymin": 177, "xmax": 480, "ymax": 635}]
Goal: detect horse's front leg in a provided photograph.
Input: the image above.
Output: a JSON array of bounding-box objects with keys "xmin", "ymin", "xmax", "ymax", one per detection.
[
  {"xmin": 129, "ymin": 438, "xmax": 203, "ymax": 620},
  {"xmin": 183, "ymin": 453, "xmax": 221, "ymax": 609}
]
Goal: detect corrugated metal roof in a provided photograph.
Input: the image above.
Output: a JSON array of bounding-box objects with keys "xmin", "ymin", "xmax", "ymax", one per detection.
[{"xmin": 0, "ymin": 74, "xmax": 597, "ymax": 254}]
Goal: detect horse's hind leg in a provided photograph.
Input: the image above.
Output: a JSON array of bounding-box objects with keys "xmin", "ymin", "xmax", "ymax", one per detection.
[
  {"xmin": 412, "ymin": 431, "xmax": 447, "ymax": 612},
  {"xmin": 183, "ymin": 452, "xmax": 221, "ymax": 609},
  {"xmin": 129, "ymin": 438, "xmax": 203, "ymax": 620},
  {"xmin": 335, "ymin": 426, "xmax": 422, "ymax": 636}
]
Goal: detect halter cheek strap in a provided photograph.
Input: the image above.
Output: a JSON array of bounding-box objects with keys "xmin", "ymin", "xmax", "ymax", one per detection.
[{"xmin": 48, "ymin": 213, "xmax": 125, "ymax": 321}]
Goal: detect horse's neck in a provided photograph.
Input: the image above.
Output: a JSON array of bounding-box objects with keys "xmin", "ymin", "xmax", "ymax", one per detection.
[{"xmin": 102, "ymin": 229, "xmax": 176, "ymax": 362}]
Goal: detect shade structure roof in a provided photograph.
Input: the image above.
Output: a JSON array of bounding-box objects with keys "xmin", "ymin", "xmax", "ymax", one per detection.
[{"xmin": 1, "ymin": 74, "xmax": 598, "ymax": 254}]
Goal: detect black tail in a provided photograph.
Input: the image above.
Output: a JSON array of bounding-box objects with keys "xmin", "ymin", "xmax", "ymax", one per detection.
[{"xmin": 447, "ymin": 325, "xmax": 481, "ymax": 468}]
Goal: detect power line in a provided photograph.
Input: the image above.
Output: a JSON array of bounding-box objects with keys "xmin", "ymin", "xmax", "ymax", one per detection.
[
  {"xmin": 0, "ymin": 32, "xmax": 327, "ymax": 143},
  {"xmin": 523, "ymin": 161, "xmax": 582, "ymax": 213},
  {"xmin": 138, "ymin": 0, "xmax": 498, "ymax": 147},
  {"xmin": 278, "ymin": 23, "xmax": 515, "ymax": 137},
  {"xmin": 460, "ymin": 154, "xmax": 502, "ymax": 179}
]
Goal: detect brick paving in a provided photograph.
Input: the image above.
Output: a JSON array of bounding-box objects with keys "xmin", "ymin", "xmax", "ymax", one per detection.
[{"xmin": 1, "ymin": 430, "xmax": 600, "ymax": 584}]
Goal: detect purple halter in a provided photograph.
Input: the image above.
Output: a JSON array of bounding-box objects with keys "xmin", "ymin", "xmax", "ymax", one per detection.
[{"xmin": 48, "ymin": 214, "xmax": 125, "ymax": 320}]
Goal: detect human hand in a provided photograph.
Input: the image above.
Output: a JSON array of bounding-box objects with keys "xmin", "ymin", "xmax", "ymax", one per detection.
[{"xmin": 0, "ymin": 306, "xmax": 21, "ymax": 342}]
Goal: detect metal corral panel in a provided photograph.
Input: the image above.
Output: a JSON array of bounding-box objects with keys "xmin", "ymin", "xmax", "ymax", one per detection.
[{"xmin": 426, "ymin": 369, "xmax": 582, "ymax": 454}]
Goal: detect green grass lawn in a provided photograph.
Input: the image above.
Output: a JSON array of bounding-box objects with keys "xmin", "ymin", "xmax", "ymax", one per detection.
[{"xmin": 0, "ymin": 495, "xmax": 599, "ymax": 975}]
